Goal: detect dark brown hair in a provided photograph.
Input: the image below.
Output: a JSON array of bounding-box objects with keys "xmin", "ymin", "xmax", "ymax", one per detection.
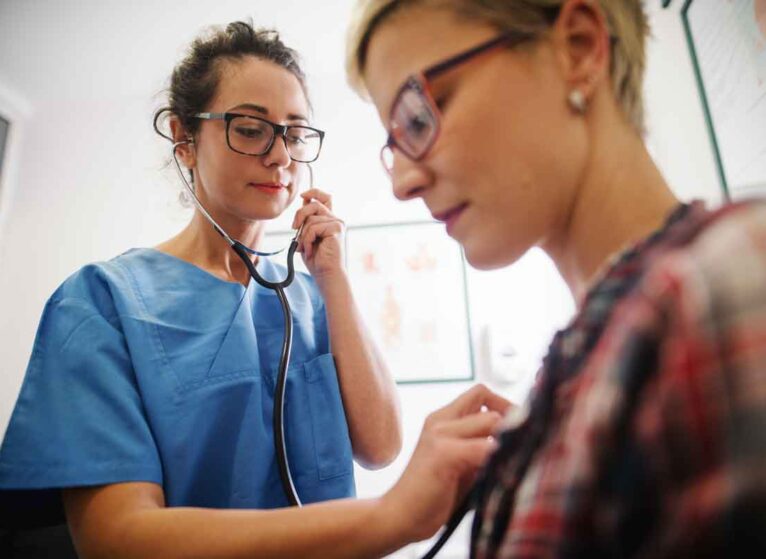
[{"xmin": 154, "ymin": 20, "xmax": 309, "ymax": 142}]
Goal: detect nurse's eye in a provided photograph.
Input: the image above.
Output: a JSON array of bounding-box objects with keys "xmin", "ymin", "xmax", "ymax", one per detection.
[
  {"xmin": 286, "ymin": 132, "xmax": 307, "ymax": 146},
  {"xmin": 234, "ymin": 126, "xmax": 266, "ymax": 140}
]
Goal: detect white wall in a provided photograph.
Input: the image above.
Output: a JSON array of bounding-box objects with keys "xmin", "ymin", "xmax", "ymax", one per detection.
[{"xmin": 0, "ymin": 1, "xmax": 724, "ymax": 557}]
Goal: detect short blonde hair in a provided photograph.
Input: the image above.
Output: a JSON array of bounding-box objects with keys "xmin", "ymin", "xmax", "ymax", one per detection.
[{"xmin": 346, "ymin": 0, "xmax": 649, "ymax": 132}]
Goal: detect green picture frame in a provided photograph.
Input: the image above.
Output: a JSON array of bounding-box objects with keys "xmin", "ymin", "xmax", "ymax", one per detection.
[
  {"xmin": 682, "ymin": 0, "xmax": 766, "ymax": 200},
  {"xmin": 681, "ymin": 0, "xmax": 729, "ymax": 199}
]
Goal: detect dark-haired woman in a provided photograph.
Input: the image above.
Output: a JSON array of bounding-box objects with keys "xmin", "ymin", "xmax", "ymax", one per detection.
[{"xmin": 0, "ymin": 21, "xmax": 500, "ymax": 559}]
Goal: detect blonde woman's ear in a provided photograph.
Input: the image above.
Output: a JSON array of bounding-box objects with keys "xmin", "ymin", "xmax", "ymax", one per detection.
[{"xmin": 555, "ymin": 0, "xmax": 611, "ymax": 107}]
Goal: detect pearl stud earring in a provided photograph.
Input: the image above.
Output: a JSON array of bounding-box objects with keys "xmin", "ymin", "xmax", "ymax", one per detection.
[{"xmin": 568, "ymin": 89, "xmax": 587, "ymax": 114}]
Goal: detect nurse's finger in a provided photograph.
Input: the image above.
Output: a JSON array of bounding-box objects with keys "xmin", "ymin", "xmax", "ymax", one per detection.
[
  {"xmin": 300, "ymin": 188, "xmax": 332, "ymax": 210},
  {"xmin": 431, "ymin": 411, "xmax": 504, "ymax": 440},
  {"xmin": 292, "ymin": 200, "xmax": 334, "ymax": 229},
  {"xmin": 300, "ymin": 217, "xmax": 344, "ymax": 258},
  {"xmin": 301, "ymin": 216, "xmax": 343, "ymax": 245},
  {"xmin": 451, "ymin": 437, "xmax": 499, "ymax": 471},
  {"xmin": 430, "ymin": 384, "xmax": 512, "ymax": 423}
]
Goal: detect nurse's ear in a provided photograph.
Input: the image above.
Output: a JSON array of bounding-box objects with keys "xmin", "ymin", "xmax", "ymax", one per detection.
[{"xmin": 169, "ymin": 116, "xmax": 197, "ymax": 171}]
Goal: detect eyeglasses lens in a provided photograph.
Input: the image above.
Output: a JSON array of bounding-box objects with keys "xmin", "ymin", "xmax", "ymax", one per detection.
[
  {"xmin": 228, "ymin": 115, "xmax": 321, "ymax": 162},
  {"xmin": 381, "ymin": 144, "xmax": 395, "ymax": 175},
  {"xmin": 229, "ymin": 116, "xmax": 272, "ymax": 155},
  {"xmin": 284, "ymin": 127, "xmax": 322, "ymax": 163},
  {"xmin": 391, "ymin": 86, "xmax": 438, "ymax": 159}
]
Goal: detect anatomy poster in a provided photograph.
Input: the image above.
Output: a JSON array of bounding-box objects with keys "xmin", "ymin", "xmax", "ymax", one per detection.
[
  {"xmin": 685, "ymin": 0, "xmax": 766, "ymax": 198},
  {"xmin": 346, "ymin": 222, "xmax": 474, "ymax": 383}
]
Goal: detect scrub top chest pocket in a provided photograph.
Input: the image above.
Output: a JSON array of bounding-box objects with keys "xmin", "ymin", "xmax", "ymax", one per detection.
[{"xmin": 302, "ymin": 353, "xmax": 353, "ymax": 480}]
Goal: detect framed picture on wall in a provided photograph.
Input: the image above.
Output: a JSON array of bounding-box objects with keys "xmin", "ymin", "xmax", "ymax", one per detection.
[
  {"xmin": 345, "ymin": 222, "xmax": 475, "ymax": 384},
  {"xmin": 267, "ymin": 222, "xmax": 475, "ymax": 383},
  {"xmin": 683, "ymin": 0, "xmax": 766, "ymax": 199}
]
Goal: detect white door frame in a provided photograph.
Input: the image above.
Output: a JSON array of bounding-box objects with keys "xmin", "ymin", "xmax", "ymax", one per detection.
[{"xmin": 0, "ymin": 82, "xmax": 31, "ymax": 242}]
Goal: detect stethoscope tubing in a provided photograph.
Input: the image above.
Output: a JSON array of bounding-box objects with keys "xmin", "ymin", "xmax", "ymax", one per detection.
[
  {"xmin": 172, "ymin": 141, "xmax": 304, "ymax": 506},
  {"xmin": 232, "ymin": 243, "xmax": 301, "ymax": 506}
]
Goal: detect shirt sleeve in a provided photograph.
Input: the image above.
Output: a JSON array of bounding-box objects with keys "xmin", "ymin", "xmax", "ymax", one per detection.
[{"xmin": 0, "ymin": 293, "xmax": 163, "ymax": 493}]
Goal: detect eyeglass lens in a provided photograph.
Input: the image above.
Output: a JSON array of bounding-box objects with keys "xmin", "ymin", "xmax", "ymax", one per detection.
[
  {"xmin": 228, "ymin": 115, "xmax": 322, "ymax": 162},
  {"xmin": 384, "ymin": 85, "xmax": 438, "ymax": 173}
]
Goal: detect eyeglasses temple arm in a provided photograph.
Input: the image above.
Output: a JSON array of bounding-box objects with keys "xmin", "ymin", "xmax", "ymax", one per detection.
[{"xmin": 423, "ymin": 32, "xmax": 529, "ymax": 80}]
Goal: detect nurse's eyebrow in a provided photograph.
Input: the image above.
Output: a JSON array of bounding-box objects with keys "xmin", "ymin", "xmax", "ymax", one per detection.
[{"xmin": 229, "ymin": 103, "xmax": 309, "ymax": 124}]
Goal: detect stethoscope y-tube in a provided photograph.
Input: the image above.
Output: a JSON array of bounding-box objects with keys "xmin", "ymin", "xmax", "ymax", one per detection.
[
  {"xmin": 172, "ymin": 140, "xmax": 306, "ymax": 506},
  {"xmin": 229, "ymin": 241, "xmax": 301, "ymax": 507}
]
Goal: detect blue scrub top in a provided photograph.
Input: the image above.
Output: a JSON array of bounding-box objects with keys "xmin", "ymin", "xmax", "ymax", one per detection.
[{"xmin": 0, "ymin": 248, "xmax": 355, "ymax": 518}]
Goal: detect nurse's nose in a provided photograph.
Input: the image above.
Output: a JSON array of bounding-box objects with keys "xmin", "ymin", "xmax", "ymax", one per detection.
[{"xmin": 262, "ymin": 134, "xmax": 292, "ymax": 168}]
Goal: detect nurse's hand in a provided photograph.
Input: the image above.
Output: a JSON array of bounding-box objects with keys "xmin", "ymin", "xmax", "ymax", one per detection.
[
  {"xmin": 291, "ymin": 188, "xmax": 345, "ymax": 283},
  {"xmin": 381, "ymin": 384, "xmax": 511, "ymax": 543}
]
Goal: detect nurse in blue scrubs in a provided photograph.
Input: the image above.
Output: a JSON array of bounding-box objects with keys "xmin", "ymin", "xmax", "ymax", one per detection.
[{"xmin": 0, "ymin": 18, "xmax": 405, "ymax": 549}]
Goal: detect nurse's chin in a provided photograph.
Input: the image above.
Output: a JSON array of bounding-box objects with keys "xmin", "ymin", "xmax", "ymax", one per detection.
[
  {"xmin": 238, "ymin": 211, "xmax": 287, "ymax": 225},
  {"xmin": 238, "ymin": 203, "xmax": 291, "ymax": 221}
]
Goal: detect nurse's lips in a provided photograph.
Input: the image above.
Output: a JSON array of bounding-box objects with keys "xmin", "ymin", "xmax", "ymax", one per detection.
[
  {"xmin": 250, "ymin": 182, "xmax": 286, "ymax": 195},
  {"xmin": 432, "ymin": 203, "xmax": 468, "ymax": 235}
]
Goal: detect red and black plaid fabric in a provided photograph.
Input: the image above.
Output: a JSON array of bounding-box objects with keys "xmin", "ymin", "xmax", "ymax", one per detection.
[{"xmin": 472, "ymin": 200, "xmax": 766, "ymax": 558}]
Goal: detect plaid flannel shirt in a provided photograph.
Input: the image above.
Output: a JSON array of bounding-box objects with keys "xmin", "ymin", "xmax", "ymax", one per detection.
[{"xmin": 472, "ymin": 200, "xmax": 766, "ymax": 558}]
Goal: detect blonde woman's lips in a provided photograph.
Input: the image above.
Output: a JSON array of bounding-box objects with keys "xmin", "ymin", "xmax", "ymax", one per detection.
[{"xmin": 432, "ymin": 203, "xmax": 468, "ymax": 235}]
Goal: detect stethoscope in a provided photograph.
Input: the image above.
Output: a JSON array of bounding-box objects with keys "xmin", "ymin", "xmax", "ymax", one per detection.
[
  {"xmin": 172, "ymin": 139, "xmax": 307, "ymax": 507},
  {"xmin": 171, "ymin": 139, "xmax": 474, "ymax": 557}
]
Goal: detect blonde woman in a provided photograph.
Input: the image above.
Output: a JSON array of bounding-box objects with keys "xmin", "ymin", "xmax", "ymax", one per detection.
[{"xmin": 346, "ymin": 0, "xmax": 766, "ymax": 557}]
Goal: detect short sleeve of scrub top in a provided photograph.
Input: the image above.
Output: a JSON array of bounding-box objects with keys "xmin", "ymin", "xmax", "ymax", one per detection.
[{"xmin": 0, "ymin": 248, "xmax": 355, "ymax": 524}]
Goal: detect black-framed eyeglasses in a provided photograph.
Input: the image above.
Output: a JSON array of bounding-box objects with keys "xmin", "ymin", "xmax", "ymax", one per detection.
[
  {"xmin": 195, "ymin": 112, "xmax": 325, "ymax": 163},
  {"xmin": 380, "ymin": 31, "xmax": 533, "ymax": 175}
]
